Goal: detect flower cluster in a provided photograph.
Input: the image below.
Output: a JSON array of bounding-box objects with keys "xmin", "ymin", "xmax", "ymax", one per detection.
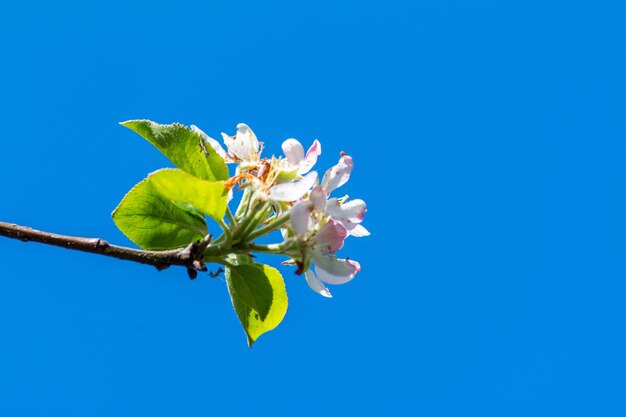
[
  {"xmin": 192, "ymin": 123, "xmax": 369, "ymax": 297},
  {"xmin": 115, "ymin": 119, "xmax": 371, "ymax": 344}
]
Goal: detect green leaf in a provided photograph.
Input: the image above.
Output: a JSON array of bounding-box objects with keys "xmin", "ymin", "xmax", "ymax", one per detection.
[
  {"xmin": 226, "ymin": 263, "xmax": 288, "ymax": 347},
  {"xmin": 112, "ymin": 177, "xmax": 207, "ymax": 250},
  {"xmin": 121, "ymin": 120, "xmax": 229, "ymax": 181},
  {"xmin": 148, "ymin": 168, "xmax": 227, "ymax": 222}
]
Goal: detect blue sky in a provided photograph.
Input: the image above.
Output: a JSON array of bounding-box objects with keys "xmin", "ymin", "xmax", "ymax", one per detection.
[{"xmin": 1, "ymin": 1, "xmax": 625, "ymax": 415}]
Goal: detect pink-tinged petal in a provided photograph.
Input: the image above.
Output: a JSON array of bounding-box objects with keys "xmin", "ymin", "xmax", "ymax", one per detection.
[
  {"xmin": 321, "ymin": 155, "xmax": 354, "ymax": 193},
  {"xmin": 282, "ymin": 138, "xmax": 304, "ymax": 165},
  {"xmin": 326, "ymin": 198, "xmax": 366, "ymax": 225},
  {"xmin": 220, "ymin": 123, "xmax": 259, "ymax": 160},
  {"xmin": 315, "ymin": 219, "xmax": 347, "ymax": 254},
  {"xmin": 309, "ymin": 186, "xmax": 327, "ymax": 213},
  {"xmin": 191, "ymin": 125, "xmax": 229, "ymax": 161},
  {"xmin": 305, "ymin": 270, "xmax": 332, "ymax": 298},
  {"xmin": 348, "ymin": 224, "xmax": 370, "ymax": 237},
  {"xmin": 268, "ymin": 171, "xmax": 318, "ymax": 202},
  {"xmin": 298, "ymin": 139, "xmax": 322, "ymax": 174},
  {"xmin": 313, "ymin": 254, "xmax": 361, "ymax": 285},
  {"xmin": 290, "ymin": 201, "xmax": 314, "ymax": 234}
]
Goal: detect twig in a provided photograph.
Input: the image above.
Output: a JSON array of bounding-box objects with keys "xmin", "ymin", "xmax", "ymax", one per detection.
[{"xmin": 0, "ymin": 221, "xmax": 212, "ymax": 272}]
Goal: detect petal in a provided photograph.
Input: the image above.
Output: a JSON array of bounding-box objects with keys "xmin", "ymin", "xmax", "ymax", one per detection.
[
  {"xmin": 309, "ymin": 186, "xmax": 327, "ymax": 213},
  {"xmin": 220, "ymin": 132, "xmax": 238, "ymax": 159},
  {"xmin": 315, "ymin": 219, "xmax": 347, "ymax": 254},
  {"xmin": 298, "ymin": 139, "xmax": 322, "ymax": 174},
  {"xmin": 321, "ymin": 155, "xmax": 354, "ymax": 193},
  {"xmin": 237, "ymin": 123, "xmax": 259, "ymax": 157},
  {"xmin": 305, "ymin": 270, "xmax": 332, "ymax": 298},
  {"xmin": 191, "ymin": 125, "xmax": 229, "ymax": 161},
  {"xmin": 282, "ymin": 138, "xmax": 304, "ymax": 165},
  {"xmin": 348, "ymin": 224, "xmax": 370, "ymax": 237},
  {"xmin": 220, "ymin": 123, "xmax": 259, "ymax": 160},
  {"xmin": 326, "ymin": 198, "xmax": 366, "ymax": 225},
  {"xmin": 313, "ymin": 254, "xmax": 361, "ymax": 285},
  {"xmin": 290, "ymin": 201, "xmax": 314, "ymax": 234},
  {"xmin": 268, "ymin": 171, "xmax": 318, "ymax": 202}
]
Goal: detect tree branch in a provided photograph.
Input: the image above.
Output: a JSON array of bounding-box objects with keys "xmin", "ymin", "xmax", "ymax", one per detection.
[{"xmin": 0, "ymin": 221, "xmax": 211, "ymax": 274}]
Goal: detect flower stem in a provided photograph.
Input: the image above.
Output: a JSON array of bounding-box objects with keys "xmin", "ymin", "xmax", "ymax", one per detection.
[
  {"xmin": 216, "ymin": 219, "xmax": 232, "ymax": 245},
  {"xmin": 237, "ymin": 202, "xmax": 273, "ymax": 241},
  {"xmin": 241, "ymin": 242, "xmax": 290, "ymax": 254},
  {"xmin": 225, "ymin": 206, "xmax": 236, "ymax": 225},
  {"xmin": 234, "ymin": 188, "xmax": 252, "ymax": 220},
  {"xmin": 246, "ymin": 211, "xmax": 291, "ymax": 242}
]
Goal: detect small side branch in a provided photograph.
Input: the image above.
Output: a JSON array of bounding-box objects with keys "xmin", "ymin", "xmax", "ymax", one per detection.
[{"xmin": 0, "ymin": 221, "xmax": 211, "ymax": 272}]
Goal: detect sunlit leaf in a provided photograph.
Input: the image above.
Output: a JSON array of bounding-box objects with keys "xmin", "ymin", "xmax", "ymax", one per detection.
[
  {"xmin": 148, "ymin": 168, "xmax": 227, "ymax": 222},
  {"xmin": 112, "ymin": 177, "xmax": 207, "ymax": 250},
  {"xmin": 226, "ymin": 263, "xmax": 288, "ymax": 347},
  {"xmin": 121, "ymin": 120, "xmax": 229, "ymax": 181}
]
